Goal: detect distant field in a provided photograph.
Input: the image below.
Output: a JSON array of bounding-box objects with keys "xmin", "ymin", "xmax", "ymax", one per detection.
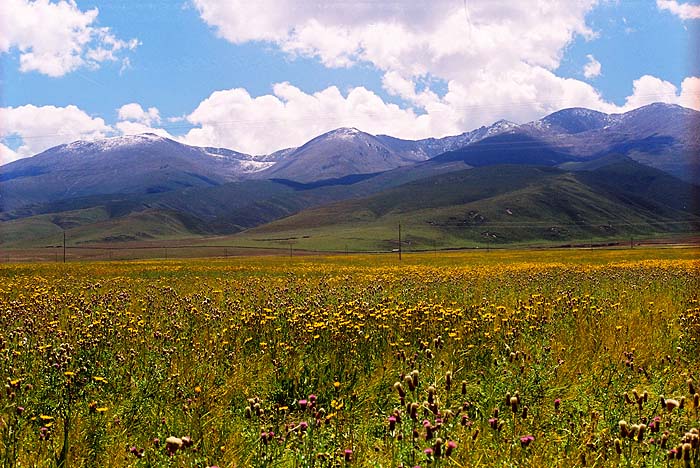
[
  {"xmin": 1, "ymin": 249, "xmax": 698, "ymax": 466},
  {"xmin": 1, "ymin": 228, "xmax": 698, "ymax": 263}
]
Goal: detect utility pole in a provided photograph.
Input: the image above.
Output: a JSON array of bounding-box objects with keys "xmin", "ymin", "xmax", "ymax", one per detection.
[
  {"xmin": 398, "ymin": 223, "xmax": 402, "ymax": 261},
  {"xmin": 63, "ymin": 232, "xmax": 66, "ymax": 263},
  {"xmin": 630, "ymin": 237, "xmax": 633, "ymax": 249},
  {"xmin": 289, "ymin": 243, "xmax": 293, "ymax": 258}
]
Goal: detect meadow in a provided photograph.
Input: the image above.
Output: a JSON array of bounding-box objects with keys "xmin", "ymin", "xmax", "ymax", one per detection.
[{"xmin": 0, "ymin": 248, "xmax": 698, "ymax": 467}]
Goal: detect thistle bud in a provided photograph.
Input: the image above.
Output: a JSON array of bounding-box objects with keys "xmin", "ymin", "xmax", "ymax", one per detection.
[
  {"xmin": 404, "ymin": 374, "xmax": 415, "ymax": 391},
  {"xmin": 637, "ymin": 424, "xmax": 646, "ymax": 442},
  {"xmin": 682, "ymin": 443, "xmax": 691, "ymax": 461},
  {"xmin": 510, "ymin": 396, "xmax": 519, "ymax": 413},
  {"xmin": 619, "ymin": 420, "xmax": 629, "ymax": 438},
  {"xmin": 427, "ymin": 386, "xmax": 436, "ymax": 404},
  {"xmin": 409, "ymin": 402, "xmax": 419, "ymax": 421},
  {"xmin": 411, "ymin": 370, "xmax": 419, "ymax": 389},
  {"xmin": 461, "ymin": 380, "xmax": 467, "ymax": 395},
  {"xmin": 433, "ymin": 438, "xmax": 443, "ymax": 458},
  {"xmin": 393, "ymin": 382, "xmax": 405, "ymax": 398},
  {"xmin": 445, "ymin": 371, "xmax": 452, "ymax": 391},
  {"xmin": 664, "ymin": 398, "xmax": 681, "ymax": 412},
  {"xmin": 614, "ymin": 438, "xmax": 622, "ymax": 454}
]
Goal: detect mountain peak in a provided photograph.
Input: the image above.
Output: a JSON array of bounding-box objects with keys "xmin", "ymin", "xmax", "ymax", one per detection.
[
  {"xmin": 62, "ymin": 133, "xmax": 169, "ymax": 153},
  {"xmin": 537, "ymin": 107, "xmax": 611, "ymax": 134},
  {"xmin": 325, "ymin": 127, "xmax": 364, "ymax": 138}
]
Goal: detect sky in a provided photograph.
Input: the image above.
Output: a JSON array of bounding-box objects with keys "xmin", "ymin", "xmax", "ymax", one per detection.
[{"xmin": 1, "ymin": 0, "xmax": 699, "ymax": 163}]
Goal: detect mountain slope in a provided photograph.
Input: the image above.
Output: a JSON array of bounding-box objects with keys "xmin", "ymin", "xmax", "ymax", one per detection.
[
  {"xmin": 431, "ymin": 133, "xmax": 577, "ymax": 167},
  {"xmin": 236, "ymin": 159, "xmax": 698, "ymax": 250}
]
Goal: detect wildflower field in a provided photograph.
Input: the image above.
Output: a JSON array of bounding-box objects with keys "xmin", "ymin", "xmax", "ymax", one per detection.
[{"xmin": 1, "ymin": 248, "xmax": 699, "ymax": 467}]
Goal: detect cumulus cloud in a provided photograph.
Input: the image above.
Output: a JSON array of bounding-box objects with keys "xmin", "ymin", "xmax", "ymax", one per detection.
[
  {"xmin": 183, "ymin": 0, "xmax": 700, "ymax": 153},
  {"xmin": 193, "ymin": 0, "xmax": 596, "ymax": 74},
  {"xmin": 621, "ymin": 75, "xmax": 700, "ymax": 111},
  {"xmin": 679, "ymin": 77, "xmax": 700, "ymax": 109},
  {"xmin": 0, "ymin": 143, "xmax": 20, "ymax": 165},
  {"xmin": 115, "ymin": 103, "xmax": 173, "ymax": 139},
  {"xmin": 0, "ymin": 104, "xmax": 112, "ymax": 157},
  {"xmin": 189, "ymin": 0, "xmax": 623, "ymax": 135},
  {"xmin": 583, "ymin": 54, "xmax": 602, "ymax": 79},
  {"xmin": 0, "ymin": 0, "xmax": 138, "ymax": 77},
  {"xmin": 656, "ymin": 0, "xmax": 700, "ymax": 20},
  {"xmin": 117, "ymin": 103, "xmax": 161, "ymax": 125}
]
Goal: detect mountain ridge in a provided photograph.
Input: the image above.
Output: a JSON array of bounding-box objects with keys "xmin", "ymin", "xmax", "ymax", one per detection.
[{"xmin": 1, "ymin": 103, "xmax": 698, "ymax": 248}]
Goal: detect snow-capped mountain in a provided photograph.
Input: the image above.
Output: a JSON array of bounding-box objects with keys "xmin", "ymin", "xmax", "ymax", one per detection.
[
  {"xmin": 257, "ymin": 127, "xmax": 422, "ymax": 183},
  {"xmin": 0, "ymin": 134, "xmax": 273, "ymax": 211},
  {"xmin": 1, "ymin": 103, "xmax": 697, "ymax": 213}
]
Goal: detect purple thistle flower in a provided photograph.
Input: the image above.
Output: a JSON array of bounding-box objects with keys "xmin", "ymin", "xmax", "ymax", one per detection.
[{"xmin": 520, "ymin": 435, "xmax": 535, "ymax": 447}]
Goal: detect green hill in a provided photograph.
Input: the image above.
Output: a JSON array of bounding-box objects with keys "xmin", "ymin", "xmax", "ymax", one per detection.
[{"xmin": 228, "ymin": 160, "xmax": 698, "ymax": 251}]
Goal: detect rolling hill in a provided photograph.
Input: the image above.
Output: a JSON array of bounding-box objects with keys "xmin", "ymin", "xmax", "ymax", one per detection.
[{"xmin": 233, "ymin": 158, "xmax": 699, "ymax": 251}]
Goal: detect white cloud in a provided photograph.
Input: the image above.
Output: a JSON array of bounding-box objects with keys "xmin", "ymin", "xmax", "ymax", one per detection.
[
  {"xmin": 622, "ymin": 75, "xmax": 700, "ymax": 111},
  {"xmin": 115, "ymin": 103, "xmax": 173, "ymax": 139},
  {"xmin": 0, "ymin": 142, "xmax": 20, "ymax": 165},
  {"xmin": 193, "ymin": 0, "xmax": 596, "ymax": 74},
  {"xmin": 115, "ymin": 121, "xmax": 173, "ymax": 139},
  {"xmin": 583, "ymin": 54, "xmax": 602, "ymax": 79},
  {"xmin": 190, "ymin": 0, "xmax": 622, "ymax": 137},
  {"xmin": 679, "ymin": 77, "xmax": 700, "ymax": 110},
  {"xmin": 117, "ymin": 103, "xmax": 161, "ymax": 125},
  {"xmin": 0, "ymin": 0, "xmax": 138, "ymax": 77},
  {"xmin": 0, "ymin": 104, "xmax": 112, "ymax": 157},
  {"xmin": 185, "ymin": 0, "xmax": 700, "ymax": 152},
  {"xmin": 656, "ymin": 0, "xmax": 700, "ymax": 19}
]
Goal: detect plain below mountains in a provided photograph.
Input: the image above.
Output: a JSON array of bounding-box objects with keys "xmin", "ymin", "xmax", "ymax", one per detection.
[{"xmin": 0, "ymin": 103, "xmax": 698, "ymax": 250}]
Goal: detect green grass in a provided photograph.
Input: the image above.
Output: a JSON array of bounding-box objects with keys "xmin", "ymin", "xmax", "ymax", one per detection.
[{"xmin": 0, "ymin": 249, "xmax": 699, "ymax": 466}]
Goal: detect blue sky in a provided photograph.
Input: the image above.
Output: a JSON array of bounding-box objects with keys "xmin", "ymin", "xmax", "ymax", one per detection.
[{"xmin": 1, "ymin": 0, "xmax": 698, "ymax": 161}]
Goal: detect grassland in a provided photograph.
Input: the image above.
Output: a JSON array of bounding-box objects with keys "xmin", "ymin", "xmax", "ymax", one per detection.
[{"xmin": 1, "ymin": 248, "xmax": 699, "ymax": 467}]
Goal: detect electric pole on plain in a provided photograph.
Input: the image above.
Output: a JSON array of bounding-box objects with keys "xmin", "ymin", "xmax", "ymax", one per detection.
[
  {"xmin": 63, "ymin": 232, "xmax": 66, "ymax": 263},
  {"xmin": 398, "ymin": 223, "xmax": 402, "ymax": 261}
]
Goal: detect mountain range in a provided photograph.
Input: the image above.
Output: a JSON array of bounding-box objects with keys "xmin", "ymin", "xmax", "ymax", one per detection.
[{"xmin": 1, "ymin": 103, "xmax": 698, "ymax": 250}]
